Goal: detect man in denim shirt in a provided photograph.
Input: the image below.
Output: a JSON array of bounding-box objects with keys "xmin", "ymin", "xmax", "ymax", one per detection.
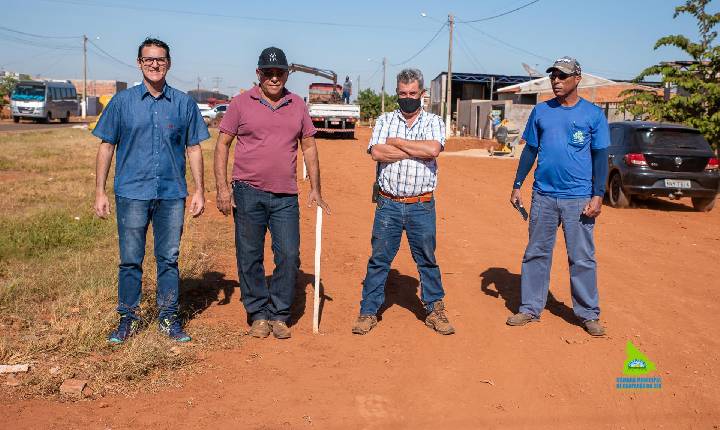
[
  {"xmin": 93, "ymin": 38, "xmax": 210, "ymax": 343},
  {"xmin": 508, "ymin": 57, "xmax": 609, "ymax": 336}
]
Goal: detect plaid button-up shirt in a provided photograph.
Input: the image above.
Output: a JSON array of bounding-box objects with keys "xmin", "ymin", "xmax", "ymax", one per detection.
[{"xmin": 368, "ymin": 109, "xmax": 446, "ymax": 197}]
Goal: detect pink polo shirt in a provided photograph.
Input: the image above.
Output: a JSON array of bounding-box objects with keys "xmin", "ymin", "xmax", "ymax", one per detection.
[{"xmin": 219, "ymin": 86, "xmax": 316, "ymax": 194}]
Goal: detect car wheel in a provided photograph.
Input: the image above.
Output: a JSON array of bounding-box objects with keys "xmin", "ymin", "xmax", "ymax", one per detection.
[
  {"xmin": 60, "ymin": 112, "xmax": 70, "ymax": 123},
  {"xmin": 12, "ymin": 116, "xmax": 20, "ymax": 123},
  {"xmin": 691, "ymin": 197, "xmax": 716, "ymax": 212},
  {"xmin": 608, "ymin": 173, "xmax": 631, "ymax": 208}
]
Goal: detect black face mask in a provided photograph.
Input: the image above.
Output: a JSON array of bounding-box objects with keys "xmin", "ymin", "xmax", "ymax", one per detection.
[{"xmin": 397, "ymin": 97, "xmax": 421, "ymax": 114}]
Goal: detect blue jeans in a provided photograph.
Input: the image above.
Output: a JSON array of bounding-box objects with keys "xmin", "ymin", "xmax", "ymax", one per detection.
[
  {"xmin": 115, "ymin": 196, "xmax": 185, "ymax": 320},
  {"xmin": 232, "ymin": 181, "xmax": 300, "ymax": 323},
  {"xmin": 519, "ymin": 192, "xmax": 600, "ymax": 322},
  {"xmin": 342, "ymin": 91, "xmax": 350, "ymax": 104},
  {"xmin": 360, "ymin": 196, "xmax": 445, "ymax": 315}
]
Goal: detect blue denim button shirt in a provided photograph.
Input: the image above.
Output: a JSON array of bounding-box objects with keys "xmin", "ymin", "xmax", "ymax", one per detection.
[{"xmin": 92, "ymin": 82, "xmax": 210, "ymax": 200}]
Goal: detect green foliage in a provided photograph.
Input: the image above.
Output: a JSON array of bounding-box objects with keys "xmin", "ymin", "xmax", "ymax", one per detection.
[
  {"xmin": 0, "ymin": 75, "xmax": 18, "ymax": 106},
  {"xmin": 357, "ymin": 89, "xmax": 398, "ymax": 121},
  {"xmin": 620, "ymin": 0, "xmax": 720, "ymax": 150}
]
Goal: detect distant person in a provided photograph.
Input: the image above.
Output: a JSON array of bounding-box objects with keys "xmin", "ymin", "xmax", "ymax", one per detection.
[
  {"xmin": 93, "ymin": 38, "xmax": 210, "ymax": 343},
  {"xmin": 214, "ymin": 47, "xmax": 330, "ymax": 340},
  {"xmin": 342, "ymin": 76, "xmax": 352, "ymax": 104},
  {"xmin": 352, "ymin": 68, "xmax": 454, "ymax": 336},
  {"xmin": 507, "ymin": 57, "xmax": 610, "ymax": 336},
  {"xmin": 488, "ymin": 119, "xmax": 510, "ymax": 156}
]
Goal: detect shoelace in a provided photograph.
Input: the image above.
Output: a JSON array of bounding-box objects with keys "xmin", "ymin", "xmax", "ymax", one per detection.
[
  {"xmin": 163, "ymin": 318, "xmax": 184, "ymax": 334},
  {"xmin": 117, "ymin": 317, "xmax": 136, "ymax": 335},
  {"xmin": 433, "ymin": 309, "xmax": 449, "ymax": 323}
]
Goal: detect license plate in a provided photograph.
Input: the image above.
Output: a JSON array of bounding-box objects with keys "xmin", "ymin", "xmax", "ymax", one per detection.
[
  {"xmin": 330, "ymin": 121, "xmax": 340, "ymax": 125},
  {"xmin": 665, "ymin": 179, "xmax": 691, "ymax": 189}
]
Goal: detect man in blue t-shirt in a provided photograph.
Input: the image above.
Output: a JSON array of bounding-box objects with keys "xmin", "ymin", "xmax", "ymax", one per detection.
[{"xmin": 507, "ymin": 57, "xmax": 610, "ymax": 337}]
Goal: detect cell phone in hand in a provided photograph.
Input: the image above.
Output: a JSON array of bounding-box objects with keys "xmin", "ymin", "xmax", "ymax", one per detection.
[{"xmin": 512, "ymin": 200, "xmax": 529, "ymax": 221}]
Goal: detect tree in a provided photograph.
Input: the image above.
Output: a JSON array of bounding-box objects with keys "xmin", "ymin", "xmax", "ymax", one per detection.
[
  {"xmin": 620, "ymin": 0, "xmax": 720, "ymax": 150},
  {"xmin": 0, "ymin": 75, "xmax": 19, "ymax": 107},
  {"xmin": 357, "ymin": 89, "xmax": 398, "ymax": 121}
]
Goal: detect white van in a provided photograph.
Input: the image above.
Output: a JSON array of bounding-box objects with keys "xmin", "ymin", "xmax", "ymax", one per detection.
[{"xmin": 11, "ymin": 80, "xmax": 79, "ymax": 123}]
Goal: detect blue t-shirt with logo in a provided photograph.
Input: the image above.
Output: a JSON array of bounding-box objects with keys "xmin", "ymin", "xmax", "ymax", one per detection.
[{"xmin": 522, "ymin": 98, "xmax": 610, "ymax": 198}]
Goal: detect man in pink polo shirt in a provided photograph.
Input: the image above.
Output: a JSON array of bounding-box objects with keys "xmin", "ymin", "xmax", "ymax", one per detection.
[{"xmin": 214, "ymin": 47, "xmax": 330, "ymax": 340}]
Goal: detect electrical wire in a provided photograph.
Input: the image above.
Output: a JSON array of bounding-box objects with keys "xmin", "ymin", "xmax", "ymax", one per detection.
[
  {"xmin": 455, "ymin": 29, "xmax": 487, "ymax": 73},
  {"xmin": 0, "ymin": 25, "xmax": 81, "ymax": 39},
  {"xmin": 35, "ymin": 0, "xmax": 429, "ymax": 33},
  {"xmin": 460, "ymin": 22, "xmax": 553, "ymax": 63},
  {"xmin": 391, "ymin": 22, "xmax": 447, "ymax": 66},
  {"xmin": 457, "ymin": 0, "xmax": 541, "ymax": 23}
]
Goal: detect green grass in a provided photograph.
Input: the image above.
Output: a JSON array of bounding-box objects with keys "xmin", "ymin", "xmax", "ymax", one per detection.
[{"xmin": 0, "ymin": 209, "xmax": 112, "ymax": 261}]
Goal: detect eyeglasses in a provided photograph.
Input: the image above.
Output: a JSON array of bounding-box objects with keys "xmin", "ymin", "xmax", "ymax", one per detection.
[
  {"xmin": 140, "ymin": 57, "xmax": 169, "ymax": 66},
  {"xmin": 549, "ymin": 72, "xmax": 574, "ymax": 81}
]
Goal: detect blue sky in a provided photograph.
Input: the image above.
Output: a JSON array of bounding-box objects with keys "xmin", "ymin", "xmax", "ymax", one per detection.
[{"xmin": 0, "ymin": 0, "xmax": 714, "ymax": 97}]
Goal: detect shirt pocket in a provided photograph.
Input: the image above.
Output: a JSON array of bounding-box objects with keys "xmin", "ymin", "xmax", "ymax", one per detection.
[
  {"xmin": 164, "ymin": 114, "xmax": 187, "ymax": 146},
  {"xmin": 568, "ymin": 121, "xmax": 591, "ymax": 149}
]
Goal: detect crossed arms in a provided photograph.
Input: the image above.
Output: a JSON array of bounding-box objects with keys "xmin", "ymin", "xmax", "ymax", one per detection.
[{"xmin": 370, "ymin": 137, "xmax": 442, "ymax": 162}]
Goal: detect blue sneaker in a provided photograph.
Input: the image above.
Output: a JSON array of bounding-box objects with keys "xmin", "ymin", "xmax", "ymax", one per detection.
[
  {"xmin": 108, "ymin": 316, "xmax": 139, "ymax": 344},
  {"xmin": 158, "ymin": 316, "xmax": 191, "ymax": 342}
]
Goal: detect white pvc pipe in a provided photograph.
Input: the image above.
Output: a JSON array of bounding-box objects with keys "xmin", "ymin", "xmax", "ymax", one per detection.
[{"xmin": 313, "ymin": 206, "xmax": 322, "ymax": 333}]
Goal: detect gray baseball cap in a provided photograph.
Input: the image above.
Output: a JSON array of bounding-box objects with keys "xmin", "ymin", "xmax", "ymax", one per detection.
[{"xmin": 546, "ymin": 56, "xmax": 581, "ymax": 75}]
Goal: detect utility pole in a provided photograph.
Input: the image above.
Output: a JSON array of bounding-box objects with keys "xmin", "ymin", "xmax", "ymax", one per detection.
[
  {"xmin": 82, "ymin": 34, "xmax": 88, "ymax": 119},
  {"xmin": 381, "ymin": 56, "xmax": 387, "ymax": 112},
  {"xmin": 445, "ymin": 14, "xmax": 454, "ymax": 137}
]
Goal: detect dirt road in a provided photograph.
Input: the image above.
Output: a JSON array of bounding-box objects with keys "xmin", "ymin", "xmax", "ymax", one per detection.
[{"xmin": 3, "ymin": 127, "xmax": 720, "ymax": 429}]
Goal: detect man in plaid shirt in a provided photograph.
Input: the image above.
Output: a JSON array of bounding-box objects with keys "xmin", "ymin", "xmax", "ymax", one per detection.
[{"xmin": 352, "ymin": 68, "xmax": 454, "ymax": 336}]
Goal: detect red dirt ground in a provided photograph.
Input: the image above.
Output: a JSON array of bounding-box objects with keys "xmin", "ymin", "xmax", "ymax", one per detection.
[{"xmin": 3, "ymin": 127, "xmax": 720, "ymax": 429}]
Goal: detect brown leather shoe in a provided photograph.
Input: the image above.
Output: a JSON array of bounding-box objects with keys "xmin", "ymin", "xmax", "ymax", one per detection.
[
  {"xmin": 425, "ymin": 301, "xmax": 455, "ymax": 335},
  {"xmin": 506, "ymin": 312, "xmax": 540, "ymax": 326},
  {"xmin": 352, "ymin": 314, "xmax": 378, "ymax": 335},
  {"xmin": 248, "ymin": 319, "xmax": 271, "ymax": 338},
  {"xmin": 269, "ymin": 320, "xmax": 292, "ymax": 339},
  {"xmin": 583, "ymin": 319, "xmax": 606, "ymax": 337}
]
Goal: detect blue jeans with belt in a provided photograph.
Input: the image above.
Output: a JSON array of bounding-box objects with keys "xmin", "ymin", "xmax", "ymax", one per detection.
[
  {"xmin": 519, "ymin": 192, "xmax": 600, "ymax": 322},
  {"xmin": 115, "ymin": 196, "xmax": 185, "ymax": 320},
  {"xmin": 232, "ymin": 181, "xmax": 300, "ymax": 323},
  {"xmin": 360, "ymin": 196, "xmax": 445, "ymax": 315}
]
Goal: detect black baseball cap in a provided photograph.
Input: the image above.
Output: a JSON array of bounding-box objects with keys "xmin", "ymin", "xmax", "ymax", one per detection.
[{"xmin": 258, "ymin": 47, "xmax": 288, "ymax": 70}]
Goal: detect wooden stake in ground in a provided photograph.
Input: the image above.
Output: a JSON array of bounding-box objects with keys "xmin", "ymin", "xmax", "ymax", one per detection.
[{"xmin": 313, "ymin": 206, "xmax": 323, "ymax": 333}]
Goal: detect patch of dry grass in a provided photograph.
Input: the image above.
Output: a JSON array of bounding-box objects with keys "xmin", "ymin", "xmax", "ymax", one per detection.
[{"xmin": 0, "ymin": 128, "xmax": 239, "ymax": 398}]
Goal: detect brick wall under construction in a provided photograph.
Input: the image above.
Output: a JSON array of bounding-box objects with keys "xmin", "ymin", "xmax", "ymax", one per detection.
[{"xmin": 69, "ymin": 80, "xmax": 128, "ymax": 97}]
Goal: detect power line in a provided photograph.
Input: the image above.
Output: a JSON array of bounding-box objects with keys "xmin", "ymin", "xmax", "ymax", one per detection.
[
  {"xmin": 391, "ymin": 22, "xmax": 447, "ymax": 66},
  {"xmin": 88, "ymin": 40, "xmax": 135, "ymax": 69},
  {"xmin": 35, "ymin": 0, "xmax": 431, "ymax": 33},
  {"xmin": 454, "ymin": 29, "xmax": 487, "ymax": 73},
  {"xmin": 457, "ymin": 0, "xmax": 541, "ymax": 23},
  {"xmin": 0, "ymin": 25, "xmax": 81, "ymax": 39},
  {"xmin": 0, "ymin": 32, "xmax": 80, "ymax": 51},
  {"xmin": 460, "ymin": 22, "xmax": 553, "ymax": 63}
]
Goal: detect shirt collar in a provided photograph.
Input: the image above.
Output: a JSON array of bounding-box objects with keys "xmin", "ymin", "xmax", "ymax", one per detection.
[
  {"xmin": 394, "ymin": 108, "xmax": 425, "ymax": 127},
  {"xmin": 250, "ymin": 85, "xmax": 292, "ymax": 109},
  {"xmin": 139, "ymin": 81, "xmax": 171, "ymax": 101}
]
